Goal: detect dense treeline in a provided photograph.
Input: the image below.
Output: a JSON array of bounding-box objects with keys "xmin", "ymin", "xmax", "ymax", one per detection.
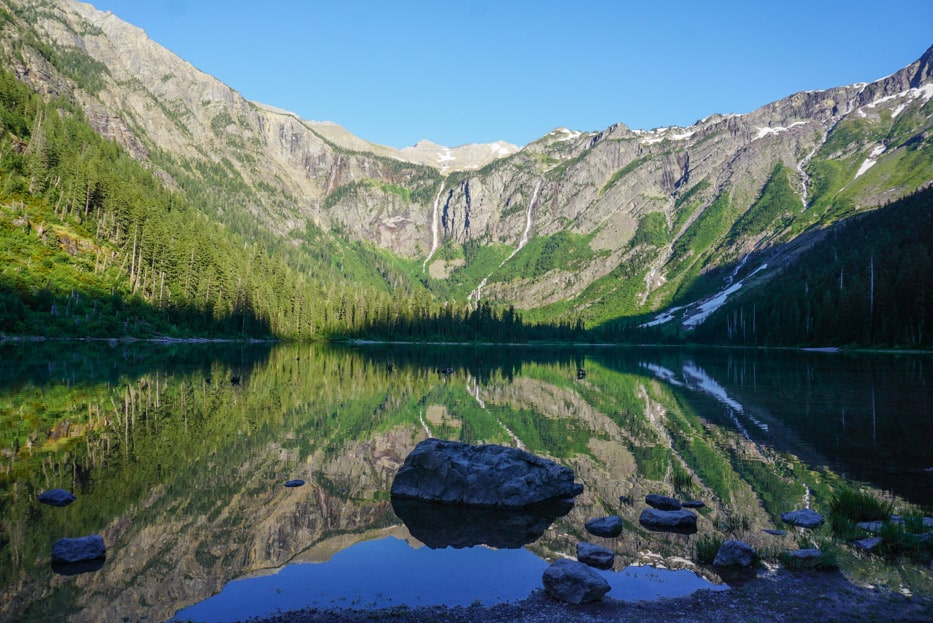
[
  {"xmin": 0, "ymin": 67, "xmax": 583, "ymax": 341},
  {"xmin": 693, "ymin": 186, "xmax": 933, "ymax": 348}
]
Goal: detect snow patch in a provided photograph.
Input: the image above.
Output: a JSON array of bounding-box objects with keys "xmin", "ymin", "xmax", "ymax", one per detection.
[
  {"xmin": 754, "ymin": 121, "xmax": 807, "ymax": 140},
  {"xmin": 638, "ymin": 127, "xmax": 694, "ymax": 145},
  {"xmin": 854, "ymin": 144, "xmax": 887, "ymax": 180}
]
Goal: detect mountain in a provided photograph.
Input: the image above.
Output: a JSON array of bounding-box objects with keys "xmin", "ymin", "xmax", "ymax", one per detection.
[{"xmin": 1, "ymin": 0, "xmax": 932, "ymax": 345}]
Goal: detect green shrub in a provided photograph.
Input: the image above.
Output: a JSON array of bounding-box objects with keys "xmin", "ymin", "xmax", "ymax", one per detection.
[{"xmin": 695, "ymin": 533, "xmax": 724, "ymax": 564}]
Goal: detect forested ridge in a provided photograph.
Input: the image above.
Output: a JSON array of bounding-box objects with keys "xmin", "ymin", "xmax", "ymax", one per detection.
[
  {"xmin": 691, "ymin": 186, "xmax": 933, "ymax": 348},
  {"xmin": 0, "ymin": 66, "xmax": 584, "ymax": 341}
]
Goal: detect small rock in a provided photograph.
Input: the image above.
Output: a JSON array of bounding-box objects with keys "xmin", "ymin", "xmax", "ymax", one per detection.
[
  {"xmin": 856, "ymin": 520, "xmax": 883, "ymax": 533},
  {"xmin": 585, "ymin": 515, "xmax": 623, "ymax": 538},
  {"xmin": 639, "ymin": 508, "xmax": 698, "ymax": 534},
  {"xmin": 681, "ymin": 500, "xmax": 705, "ymax": 509},
  {"xmin": 284, "ymin": 479, "xmax": 305, "ymax": 488},
  {"xmin": 51, "ymin": 535, "xmax": 106, "ymax": 564},
  {"xmin": 645, "ymin": 494, "xmax": 682, "ymax": 510},
  {"xmin": 542, "ymin": 559, "xmax": 610, "ymax": 604},
  {"xmin": 852, "ymin": 536, "xmax": 883, "ymax": 551},
  {"xmin": 785, "ymin": 548, "xmax": 822, "ymax": 561},
  {"xmin": 577, "ymin": 542, "xmax": 614, "ymax": 570},
  {"xmin": 619, "ymin": 495, "xmax": 629, "ymax": 504},
  {"xmin": 781, "ymin": 509, "xmax": 825, "ymax": 529},
  {"xmin": 38, "ymin": 489, "xmax": 76, "ymax": 507},
  {"xmin": 713, "ymin": 539, "xmax": 756, "ymax": 567},
  {"xmin": 762, "ymin": 529, "xmax": 787, "ymax": 536}
]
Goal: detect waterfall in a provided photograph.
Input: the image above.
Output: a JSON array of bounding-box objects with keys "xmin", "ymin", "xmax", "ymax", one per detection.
[
  {"xmin": 467, "ymin": 179, "xmax": 541, "ymax": 307},
  {"xmin": 502, "ymin": 179, "xmax": 541, "ymax": 265},
  {"xmin": 422, "ymin": 181, "xmax": 446, "ymax": 272}
]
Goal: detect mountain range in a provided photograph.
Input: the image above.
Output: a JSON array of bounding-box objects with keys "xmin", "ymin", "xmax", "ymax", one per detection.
[{"xmin": 1, "ymin": 0, "xmax": 932, "ymax": 344}]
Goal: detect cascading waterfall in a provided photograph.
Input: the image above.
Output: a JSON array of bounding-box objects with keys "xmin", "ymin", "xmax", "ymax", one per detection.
[
  {"xmin": 502, "ymin": 179, "xmax": 540, "ymax": 265},
  {"xmin": 469, "ymin": 179, "xmax": 541, "ymax": 307},
  {"xmin": 422, "ymin": 181, "xmax": 447, "ymax": 272}
]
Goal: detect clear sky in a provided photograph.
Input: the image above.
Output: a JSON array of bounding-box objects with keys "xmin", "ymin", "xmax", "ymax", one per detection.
[{"xmin": 88, "ymin": 0, "xmax": 933, "ymax": 149}]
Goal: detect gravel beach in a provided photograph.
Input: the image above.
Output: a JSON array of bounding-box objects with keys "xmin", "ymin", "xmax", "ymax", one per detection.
[{"xmin": 251, "ymin": 568, "xmax": 933, "ymax": 623}]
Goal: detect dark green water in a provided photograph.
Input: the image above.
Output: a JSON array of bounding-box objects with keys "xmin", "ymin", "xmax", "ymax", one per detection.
[{"xmin": 0, "ymin": 342, "xmax": 930, "ymax": 622}]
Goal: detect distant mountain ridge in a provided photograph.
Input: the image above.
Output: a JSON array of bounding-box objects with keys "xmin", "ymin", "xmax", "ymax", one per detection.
[{"xmin": 1, "ymin": 0, "xmax": 932, "ymax": 336}]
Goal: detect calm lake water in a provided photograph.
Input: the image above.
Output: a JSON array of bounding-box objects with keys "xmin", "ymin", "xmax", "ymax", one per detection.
[{"xmin": 0, "ymin": 342, "xmax": 930, "ymax": 622}]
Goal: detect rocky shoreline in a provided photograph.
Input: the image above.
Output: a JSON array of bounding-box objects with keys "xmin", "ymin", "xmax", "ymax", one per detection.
[{"xmin": 250, "ymin": 568, "xmax": 932, "ymax": 623}]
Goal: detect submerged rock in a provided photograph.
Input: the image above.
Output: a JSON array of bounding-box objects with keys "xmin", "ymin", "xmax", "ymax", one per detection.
[
  {"xmin": 390, "ymin": 438, "xmax": 582, "ymax": 508},
  {"xmin": 576, "ymin": 542, "xmax": 615, "ymax": 569},
  {"xmin": 52, "ymin": 535, "xmax": 106, "ymax": 564},
  {"xmin": 781, "ymin": 509, "xmax": 825, "ymax": 529},
  {"xmin": 38, "ymin": 488, "xmax": 76, "ymax": 507},
  {"xmin": 542, "ymin": 559, "xmax": 610, "ymax": 604},
  {"xmin": 713, "ymin": 539, "xmax": 756, "ymax": 567},
  {"xmin": 585, "ymin": 515, "xmax": 623, "ymax": 538},
  {"xmin": 639, "ymin": 508, "xmax": 698, "ymax": 534},
  {"xmin": 645, "ymin": 494, "xmax": 682, "ymax": 510}
]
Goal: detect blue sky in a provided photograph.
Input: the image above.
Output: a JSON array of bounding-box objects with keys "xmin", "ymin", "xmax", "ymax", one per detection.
[{"xmin": 89, "ymin": 0, "xmax": 933, "ymax": 149}]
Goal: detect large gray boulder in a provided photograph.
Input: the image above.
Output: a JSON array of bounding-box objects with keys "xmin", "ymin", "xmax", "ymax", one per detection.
[
  {"xmin": 576, "ymin": 542, "xmax": 615, "ymax": 569},
  {"xmin": 713, "ymin": 539, "xmax": 756, "ymax": 567},
  {"xmin": 781, "ymin": 509, "xmax": 825, "ymax": 529},
  {"xmin": 542, "ymin": 559, "xmax": 610, "ymax": 604},
  {"xmin": 51, "ymin": 535, "xmax": 106, "ymax": 564},
  {"xmin": 390, "ymin": 438, "xmax": 583, "ymax": 508},
  {"xmin": 639, "ymin": 508, "xmax": 698, "ymax": 534},
  {"xmin": 585, "ymin": 515, "xmax": 623, "ymax": 538}
]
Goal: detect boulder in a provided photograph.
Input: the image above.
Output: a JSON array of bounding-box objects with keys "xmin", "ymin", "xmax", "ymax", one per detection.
[
  {"xmin": 781, "ymin": 509, "xmax": 825, "ymax": 529},
  {"xmin": 682, "ymin": 500, "xmax": 706, "ymax": 509},
  {"xmin": 51, "ymin": 535, "xmax": 106, "ymax": 564},
  {"xmin": 576, "ymin": 542, "xmax": 615, "ymax": 570},
  {"xmin": 390, "ymin": 438, "xmax": 582, "ymax": 508},
  {"xmin": 38, "ymin": 488, "xmax": 76, "ymax": 507},
  {"xmin": 645, "ymin": 494, "xmax": 682, "ymax": 510},
  {"xmin": 639, "ymin": 508, "xmax": 698, "ymax": 534},
  {"xmin": 585, "ymin": 515, "xmax": 623, "ymax": 538},
  {"xmin": 542, "ymin": 559, "xmax": 610, "ymax": 604},
  {"xmin": 713, "ymin": 539, "xmax": 756, "ymax": 567},
  {"xmin": 283, "ymin": 479, "xmax": 305, "ymax": 488}
]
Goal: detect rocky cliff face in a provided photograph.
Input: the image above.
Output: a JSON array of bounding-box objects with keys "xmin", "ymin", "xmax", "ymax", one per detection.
[{"xmin": 3, "ymin": 0, "xmax": 931, "ymax": 323}]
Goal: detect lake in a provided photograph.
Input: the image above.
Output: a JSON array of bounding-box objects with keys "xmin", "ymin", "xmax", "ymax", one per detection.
[{"xmin": 0, "ymin": 341, "xmax": 930, "ymax": 622}]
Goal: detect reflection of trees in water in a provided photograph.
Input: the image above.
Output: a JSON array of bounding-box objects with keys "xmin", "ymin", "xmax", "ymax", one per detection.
[{"xmin": 0, "ymin": 343, "xmax": 928, "ymax": 621}]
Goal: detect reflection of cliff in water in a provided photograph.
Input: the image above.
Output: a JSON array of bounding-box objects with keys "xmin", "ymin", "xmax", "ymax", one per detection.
[{"xmin": 1, "ymin": 343, "xmax": 929, "ymax": 622}]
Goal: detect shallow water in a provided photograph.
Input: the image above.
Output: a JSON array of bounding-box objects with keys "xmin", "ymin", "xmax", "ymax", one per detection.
[{"xmin": 0, "ymin": 342, "xmax": 929, "ymax": 622}]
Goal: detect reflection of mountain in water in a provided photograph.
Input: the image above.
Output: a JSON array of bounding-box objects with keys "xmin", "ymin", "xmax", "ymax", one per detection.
[{"xmin": 0, "ymin": 343, "xmax": 930, "ymax": 622}]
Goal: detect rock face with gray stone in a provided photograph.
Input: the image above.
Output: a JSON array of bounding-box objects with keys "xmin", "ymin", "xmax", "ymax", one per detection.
[
  {"xmin": 781, "ymin": 509, "xmax": 825, "ymax": 529},
  {"xmin": 585, "ymin": 515, "xmax": 623, "ymax": 538},
  {"xmin": 38, "ymin": 488, "xmax": 76, "ymax": 507},
  {"xmin": 638, "ymin": 508, "xmax": 698, "ymax": 533},
  {"xmin": 645, "ymin": 494, "xmax": 682, "ymax": 510},
  {"xmin": 542, "ymin": 559, "xmax": 610, "ymax": 604},
  {"xmin": 713, "ymin": 539, "xmax": 756, "ymax": 567},
  {"xmin": 577, "ymin": 542, "xmax": 615, "ymax": 570},
  {"xmin": 51, "ymin": 535, "xmax": 106, "ymax": 564},
  {"xmin": 390, "ymin": 438, "xmax": 582, "ymax": 508}
]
